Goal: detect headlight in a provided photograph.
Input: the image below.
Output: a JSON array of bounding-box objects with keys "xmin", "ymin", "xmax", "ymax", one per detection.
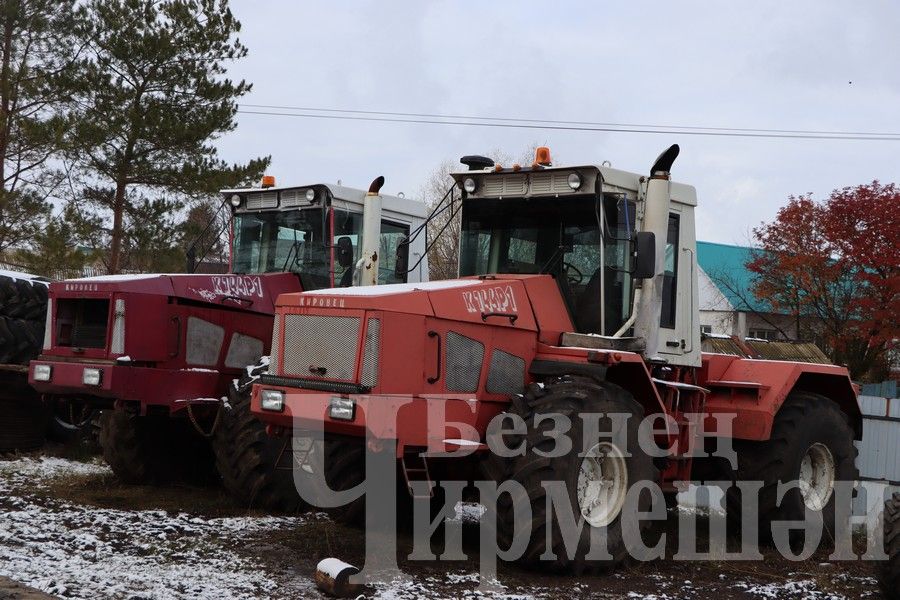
[
  {"xmin": 260, "ymin": 389, "xmax": 285, "ymax": 412},
  {"xmin": 463, "ymin": 177, "xmax": 477, "ymax": 193},
  {"xmin": 305, "ymin": 188, "xmax": 316, "ymax": 202},
  {"xmin": 229, "ymin": 194, "xmax": 241, "ymax": 208},
  {"xmin": 567, "ymin": 172, "xmax": 582, "ymax": 190},
  {"xmin": 329, "ymin": 397, "xmax": 355, "ymax": 421},
  {"xmin": 33, "ymin": 364, "xmax": 52, "ymax": 382},
  {"xmin": 82, "ymin": 368, "xmax": 101, "ymax": 386}
]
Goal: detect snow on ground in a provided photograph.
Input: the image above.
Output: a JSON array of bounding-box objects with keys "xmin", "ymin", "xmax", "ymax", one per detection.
[{"xmin": 0, "ymin": 457, "xmax": 311, "ymax": 600}]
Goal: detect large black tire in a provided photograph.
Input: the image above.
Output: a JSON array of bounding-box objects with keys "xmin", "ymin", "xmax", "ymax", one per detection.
[
  {"xmin": 0, "ymin": 276, "xmax": 47, "ymax": 321},
  {"xmin": 0, "ymin": 316, "xmax": 43, "ymax": 364},
  {"xmin": 100, "ymin": 407, "xmax": 216, "ymax": 485},
  {"xmin": 313, "ymin": 435, "xmax": 428, "ymax": 528},
  {"xmin": 46, "ymin": 399, "xmax": 102, "ymax": 446},
  {"xmin": 482, "ymin": 377, "xmax": 659, "ymax": 574},
  {"xmin": 320, "ymin": 435, "xmax": 367, "ymax": 525},
  {"xmin": 0, "ymin": 373, "xmax": 46, "ymax": 453},
  {"xmin": 883, "ymin": 493, "xmax": 900, "ymax": 600},
  {"xmin": 100, "ymin": 408, "xmax": 171, "ymax": 484},
  {"xmin": 726, "ymin": 392, "xmax": 858, "ymax": 548},
  {"xmin": 212, "ymin": 363, "xmax": 306, "ymax": 512}
]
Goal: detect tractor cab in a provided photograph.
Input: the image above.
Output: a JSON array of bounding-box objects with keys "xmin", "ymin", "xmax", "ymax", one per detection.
[
  {"xmin": 225, "ymin": 180, "xmax": 428, "ymax": 288},
  {"xmin": 448, "ymin": 148, "xmax": 700, "ymax": 367}
]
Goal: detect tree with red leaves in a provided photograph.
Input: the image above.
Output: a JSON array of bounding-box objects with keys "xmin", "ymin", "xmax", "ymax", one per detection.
[{"xmin": 748, "ymin": 181, "xmax": 899, "ymax": 381}]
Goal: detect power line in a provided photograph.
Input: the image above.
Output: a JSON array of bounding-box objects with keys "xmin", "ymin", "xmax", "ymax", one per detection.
[{"xmin": 237, "ymin": 104, "xmax": 900, "ymax": 141}]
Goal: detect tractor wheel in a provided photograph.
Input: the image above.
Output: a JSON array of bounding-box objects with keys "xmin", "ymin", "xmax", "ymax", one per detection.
[
  {"xmin": 46, "ymin": 400, "xmax": 102, "ymax": 446},
  {"xmin": 320, "ymin": 435, "xmax": 367, "ymax": 525},
  {"xmin": 482, "ymin": 377, "xmax": 659, "ymax": 574},
  {"xmin": 726, "ymin": 392, "xmax": 858, "ymax": 547},
  {"xmin": 99, "ymin": 408, "xmax": 172, "ymax": 484},
  {"xmin": 212, "ymin": 363, "xmax": 306, "ymax": 512},
  {"xmin": 883, "ymin": 493, "xmax": 900, "ymax": 600}
]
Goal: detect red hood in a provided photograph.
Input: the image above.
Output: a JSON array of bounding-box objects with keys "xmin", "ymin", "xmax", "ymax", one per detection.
[
  {"xmin": 276, "ymin": 274, "xmax": 573, "ymax": 338},
  {"xmin": 52, "ymin": 272, "xmax": 301, "ymax": 315}
]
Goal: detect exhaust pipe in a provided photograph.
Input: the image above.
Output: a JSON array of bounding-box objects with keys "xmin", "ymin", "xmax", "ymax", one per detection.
[
  {"xmin": 632, "ymin": 144, "xmax": 679, "ymax": 359},
  {"xmin": 357, "ymin": 176, "xmax": 385, "ymax": 286}
]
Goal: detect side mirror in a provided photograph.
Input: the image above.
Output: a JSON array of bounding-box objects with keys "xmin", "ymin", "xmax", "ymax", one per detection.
[
  {"xmin": 633, "ymin": 232, "xmax": 656, "ymax": 279},
  {"xmin": 394, "ymin": 239, "xmax": 410, "ymax": 279}
]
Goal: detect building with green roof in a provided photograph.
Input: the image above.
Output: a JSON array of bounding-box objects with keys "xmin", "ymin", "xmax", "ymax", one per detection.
[{"xmin": 697, "ymin": 241, "xmax": 799, "ymax": 341}]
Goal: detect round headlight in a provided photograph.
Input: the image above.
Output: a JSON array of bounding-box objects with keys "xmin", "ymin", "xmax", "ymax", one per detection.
[
  {"xmin": 305, "ymin": 188, "xmax": 316, "ymax": 202},
  {"xmin": 567, "ymin": 172, "xmax": 582, "ymax": 190},
  {"xmin": 463, "ymin": 177, "xmax": 477, "ymax": 193},
  {"xmin": 229, "ymin": 194, "xmax": 241, "ymax": 208}
]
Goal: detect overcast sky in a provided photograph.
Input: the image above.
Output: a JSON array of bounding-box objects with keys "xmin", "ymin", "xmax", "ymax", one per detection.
[{"xmin": 217, "ymin": 1, "xmax": 900, "ymax": 245}]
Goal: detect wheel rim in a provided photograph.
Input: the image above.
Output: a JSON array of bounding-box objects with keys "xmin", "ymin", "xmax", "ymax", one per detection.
[
  {"xmin": 799, "ymin": 442, "xmax": 836, "ymax": 511},
  {"xmin": 577, "ymin": 442, "xmax": 628, "ymax": 527}
]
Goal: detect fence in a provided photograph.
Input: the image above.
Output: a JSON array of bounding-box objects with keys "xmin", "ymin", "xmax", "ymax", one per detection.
[{"xmin": 853, "ymin": 391, "xmax": 900, "ymax": 528}]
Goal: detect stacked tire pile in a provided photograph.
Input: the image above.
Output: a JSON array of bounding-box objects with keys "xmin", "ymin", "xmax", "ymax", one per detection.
[
  {"xmin": 0, "ymin": 272, "xmax": 49, "ymax": 453},
  {"xmin": 0, "ymin": 273, "xmax": 48, "ymax": 364}
]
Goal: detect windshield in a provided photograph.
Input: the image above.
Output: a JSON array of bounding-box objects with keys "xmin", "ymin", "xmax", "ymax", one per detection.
[
  {"xmin": 231, "ymin": 208, "xmax": 330, "ymax": 289},
  {"xmin": 459, "ymin": 195, "xmax": 635, "ymax": 335}
]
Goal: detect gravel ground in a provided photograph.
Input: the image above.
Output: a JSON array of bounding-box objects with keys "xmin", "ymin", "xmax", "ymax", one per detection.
[{"xmin": 0, "ymin": 452, "xmax": 886, "ymax": 599}]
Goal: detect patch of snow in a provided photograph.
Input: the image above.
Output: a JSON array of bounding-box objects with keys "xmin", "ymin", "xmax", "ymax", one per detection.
[
  {"xmin": 181, "ymin": 368, "xmax": 220, "ymax": 373},
  {"xmin": 303, "ymin": 279, "xmax": 478, "ymax": 297},
  {"xmin": 190, "ymin": 287, "xmax": 218, "ymax": 302},
  {"xmin": 65, "ymin": 274, "xmax": 161, "ymax": 282},
  {"xmin": 115, "ymin": 355, "xmax": 132, "ymax": 362},
  {"xmin": 443, "ymin": 438, "xmax": 481, "ymax": 447},
  {"xmin": 0, "ymin": 268, "xmax": 49, "ymax": 283},
  {"xmin": 172, "ymin": 397, "xmax": 221, "ymax": 404},
  {"xmin": 732, "ymin": 579, "xmax": 843, "ymax": 599},
  {"xmin": 448, "ymin": 502, "xmax": 486, "ymax": 524},
  {"xmin": 0, "ymin": 456, "xmax": 313, "ymax": 600}
]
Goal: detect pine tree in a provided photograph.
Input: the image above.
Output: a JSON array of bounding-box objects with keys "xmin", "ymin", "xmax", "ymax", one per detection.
[
  {"xmin": 64, "ymin": 0, "xmax": 268, "ymax": 273},
  {"xmin": 0, "ymin": 0, "xmax": 76, "ymax": 255}
]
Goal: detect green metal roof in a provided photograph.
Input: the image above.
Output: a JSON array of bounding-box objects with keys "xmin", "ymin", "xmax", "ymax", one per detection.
[{"xmin": 696, "ymin": 241, "xmax": 772, "ymax": 313}]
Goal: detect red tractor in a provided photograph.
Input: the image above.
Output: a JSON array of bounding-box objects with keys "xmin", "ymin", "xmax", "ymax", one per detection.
[
  {"xmin": 249, "ymin": 146, "xmax": 862, "ymax": 571},
  {"xmin": 28, "ymin": 177, "xmax": 428, "ymax": 507}
]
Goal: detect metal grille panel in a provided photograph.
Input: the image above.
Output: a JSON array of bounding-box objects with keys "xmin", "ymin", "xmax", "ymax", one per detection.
[
  {"xmin": 225, "ymin": 332, "xmax": 265, "ymax": 368},
  {"xmin": 246, "ymin": 192, "xmax": 278, "ymax": 209},
  {"xmin": 186, "ymin": 317, "xmax": 225, "ymax": 366},
  {"xmin": 486, "ymin": 349, "xmax": 525, "ymax": 396},
  {"xmin": 270, "ymin": 316, "xmax": 282, "ymax": 374},
  {"xmin": 529, "ymin": 172, "xmax": 576, "ymax": 195},
  {"xmin": 446, "ymin": 331, "xmax": 484, "ymax": 392},
  {"xmin": 482, "ymin": 174, "xmax": 527, "ymax": 196},
  {"xmin": 280, "ymin": 190, "xmax": 301, "ymax": 207},
  {"xmin": 361, "ymin": 318, "xmax": 380, "ymax": 387},
  {"xmin": 283, "ymin": 314, "xmax": 360, "ymax": 381}
]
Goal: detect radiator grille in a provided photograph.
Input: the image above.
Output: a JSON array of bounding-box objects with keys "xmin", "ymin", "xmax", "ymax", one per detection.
[
  {"xmin": 486, "ymin": 349, "xmax": 525, "ymax": 396},
  {"xmin": 270, "ymin": 316, "xmax": 282, "ymax": 373},
  {"xmin": 446, "ymin": 331, "xmax": 484, "ymax": 392},
  {"xmin": 282, "ymin": 314, "xmax": 360, "ymax": 381},
  {"xmin": 361, "ymin": 318, "xmax": 380, "ymax": 387}
]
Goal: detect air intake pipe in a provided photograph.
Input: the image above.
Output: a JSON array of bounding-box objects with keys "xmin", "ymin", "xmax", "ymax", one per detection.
[
  {"xmin": 632, "ymin": 144, "xmax": 679, "ymax": 359},
  {"xmin": 356, "ymin": 176, "xmax": 385, "ymax": 286}
]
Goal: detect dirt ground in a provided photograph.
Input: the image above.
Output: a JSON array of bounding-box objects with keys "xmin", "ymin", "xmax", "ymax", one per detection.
[{"xmin": 0, "ymin": 447, "xmax": 887, "ymax": 599}]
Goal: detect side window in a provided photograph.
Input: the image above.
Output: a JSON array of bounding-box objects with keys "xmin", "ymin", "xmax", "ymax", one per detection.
[
  {"xmin": 659, "ymin": 213, "xmax": 679, "ymax": 329},
  {"xmin": 333, "ymin": 208, "xmax": 362, "ymax": 287},
  {"xmin": 378, "ymin": 220, "xmax": 410, "ymax": 284}
]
